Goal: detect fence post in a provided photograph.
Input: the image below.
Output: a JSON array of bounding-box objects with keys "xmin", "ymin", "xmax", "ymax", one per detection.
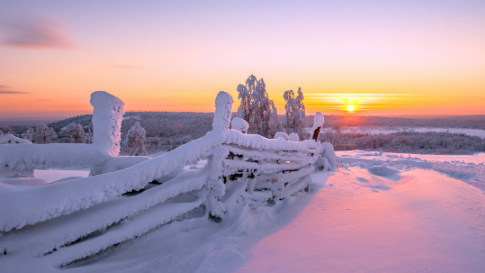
[
  {"xmin": 207, "ymin": 91, "xmax": 233, "ymax": 221},
  {"xmin": 212, "ymin": 91, "xmax": 233, "ymax": 131},
  {"xmin": 90, "ymin": 91, "xmax": 125, "ymax": 157},
  {"xmin": 311, "ymin": 112, "xmax": 324, "ymax": 141}
]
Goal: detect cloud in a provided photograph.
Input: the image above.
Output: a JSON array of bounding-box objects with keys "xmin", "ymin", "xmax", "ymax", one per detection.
[
  {"xmin": 0, "ymin": 85, "xmax": 8, "ymax": 89},
  {"xmin": 1, "ymin": 17, "xmax": 75, "ymax": 49},
  {"xmin": 0, "ymin": 90, "xmax": 29, "ymax": 94}
]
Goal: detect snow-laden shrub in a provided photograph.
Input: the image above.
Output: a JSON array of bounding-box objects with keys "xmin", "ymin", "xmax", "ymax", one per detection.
[{"xmin": 124, "ymin": 122, "xmax": 147, "ymax": 156}]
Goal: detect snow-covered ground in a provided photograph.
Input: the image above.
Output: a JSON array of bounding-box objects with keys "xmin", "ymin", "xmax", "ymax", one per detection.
[
  {"xmin": 327, "ymin": 126, "xmax": 485, "ymax": 139},
  {"xmin": 1, "ymin": 151, "xmax": 485, "ymax": 272}
]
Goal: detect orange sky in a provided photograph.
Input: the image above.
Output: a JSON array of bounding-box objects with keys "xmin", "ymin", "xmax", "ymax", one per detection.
[{"xmin": 1, "ymin": 0, "xmax": 484, "ymax": 118}]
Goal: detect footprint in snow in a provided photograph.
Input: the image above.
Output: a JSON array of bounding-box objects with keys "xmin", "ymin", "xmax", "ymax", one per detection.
[
  {"xmin": 367, "ymin": 166, "xmax": 401, "ymax": 181},
  {"xmin": 357, "ymin": 177, "xmax": 369, "ymax": 183}
]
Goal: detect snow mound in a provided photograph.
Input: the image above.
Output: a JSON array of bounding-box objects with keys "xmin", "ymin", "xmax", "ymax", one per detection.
[
  {"xmin": 274, "ymin": 132, "xmax": 289, "ymax": 140},
  {"xmin": 0, "ymin": 134, "xmax": 31, "ymax": 144},
  {"xmin": 231, "ymin": 117, "xmax": 249, "ymax": 133},
  {"xmin": 367, "ymin": 166, "xmax": 401, "ymax": 181},
  {"xmin": 1, "ymin": 177, "xmax": 49, "ymax": 186},
  {"xmin": 289, "ymin": 132, "xmax": 299, "ymax": 141}
]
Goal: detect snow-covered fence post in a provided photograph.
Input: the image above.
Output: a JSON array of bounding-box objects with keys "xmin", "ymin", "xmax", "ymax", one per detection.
[
  {"xmin": 90, "ymin": 91, "xmax": 125, "ymax": 157},
  {"xmin": 311, "ymin": 112, "xmax": 324, "ymax": 141},
  {"xmin": 206, "ymin": 91, "xmax": 233, "ymax": 221},
  {"xmin": 212, "ymin": 91, "xmax": 233, "ymax": 131}
]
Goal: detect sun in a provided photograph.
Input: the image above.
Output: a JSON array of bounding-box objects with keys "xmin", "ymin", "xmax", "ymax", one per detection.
[
  {"xmin": 345, "ymin": 104, "xmax": 355, "ymax": 113},
  {"xmin": 343, "ymin": 99, "xmax": 358, "ymax": 113}
]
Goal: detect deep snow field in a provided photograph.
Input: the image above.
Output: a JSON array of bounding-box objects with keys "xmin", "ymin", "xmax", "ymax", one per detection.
[{"xmin": 1, "ymin": 151, "xmax": 485, "ymax": 273}]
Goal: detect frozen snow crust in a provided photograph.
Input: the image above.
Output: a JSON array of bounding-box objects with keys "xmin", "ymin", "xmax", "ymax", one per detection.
[{"xmin": 0, "ymin": 91, "xmax": 321, "ymax": 269}]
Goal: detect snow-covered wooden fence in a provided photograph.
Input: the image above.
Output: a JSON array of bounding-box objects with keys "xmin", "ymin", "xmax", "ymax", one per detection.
[
  {"xmin": 0, "ymin": 91, "xmax": 149, "ymax": 176},
  {"xmin": 0, "ymin": 91, "xmax": 318, "ymax": 266}
]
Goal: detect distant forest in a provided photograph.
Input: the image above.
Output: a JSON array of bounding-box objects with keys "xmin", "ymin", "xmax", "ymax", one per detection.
[{"xmin": 3, "ymin": 113, "xmax": 485, "ymax": 155}]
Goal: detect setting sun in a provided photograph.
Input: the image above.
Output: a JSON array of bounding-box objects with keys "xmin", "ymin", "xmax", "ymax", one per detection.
[
  {"xmin": 345, "ymin": 104, "xmax": 356, "ymax": 113},
  {"xmin": 342, "ymin": 98, "xmax": 361, "ymax": 113}
]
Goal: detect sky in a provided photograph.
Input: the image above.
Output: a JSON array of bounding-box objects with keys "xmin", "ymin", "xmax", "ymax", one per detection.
[{"xmin": 0, "ymin": 0, "xmax": 484, "ymax": 119}]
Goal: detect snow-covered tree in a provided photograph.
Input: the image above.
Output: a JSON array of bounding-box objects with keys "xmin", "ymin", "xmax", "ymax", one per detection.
[
  {"xmin": 1, "ymin": 125, "xmax": 13, "ymax": 135},
  {"xmin": 61, "ymin": 123, "xmax": 85, "ymax": 143},
  {"xmin": 124, "ymin": 122, "xmax": 147, "ymax": 156},
  {"xmin": 22, "ymin": 127, "xmax": 35, "ymax": 141},
  {"xmin": 268, "ymin": 100, "xmax": 283, "ymax": 137},
  {"xmin": 85, "ymin": 129, "xmax": 93, "ymax": 144},
  {"xmin": 33, "ymin": 123, "xmax": 57, "ymax": 143},
  {"xmin": 284, "ymin": 87, "xmax": 306, "ymax": 138},
  {"xmin": 236, "ymin": 75, "xmax": 281, "ymax": 138}
]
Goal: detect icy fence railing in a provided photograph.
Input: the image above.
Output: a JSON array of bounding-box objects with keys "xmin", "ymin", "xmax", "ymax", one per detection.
[
  {"xmin": 191, "ymin": 91, "xmax": 319, "ymax": 218},
  {"xmin": 0, "ymin": 91, "xmax": 127, "ymax": 175},
  {"xmin": 0, "ymin": 91, "xmax": 318, "ymax": 263},
  {"xmin": 206, "ymin": 130, "xmax": 318, "ymax": 218}
]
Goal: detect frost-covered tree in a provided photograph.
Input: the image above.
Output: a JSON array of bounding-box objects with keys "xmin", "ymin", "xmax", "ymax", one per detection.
[
  {"xmin": 268, "ymin": 100, "xmax": 283, "ymax": 137},
  {"xmin": 236, "ymin": 75, "xmax": 280, "ymax": 138},
  {"xmin": 33, "ymin": 123, "xmax": 57, "ymax": 143},
  {"xmin": 124, "ymin": 122, "xmax": 147, "ymax": 156},
  {"xmin": 1, "ymin": 125, "xmax": 13, "ymax": 135},
  {"xmin": 284, "ymin": 87, "xmax": 306, "ymax": 138},
  {"xmin": 22, "ymin": 127, "xmax": 35, "ymax": 141},
  {"xmin": 85, "ymin": 129, "xmax": 93, "ymax": 144},
  {"xmin": 61, "ymin": 123, "xmax": 85, "ymax": 143}
]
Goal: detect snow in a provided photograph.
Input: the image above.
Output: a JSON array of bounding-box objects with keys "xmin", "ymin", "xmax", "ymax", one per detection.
[
  {"xmin": 213, "ymin": 91, "xmax": 233, "ymax": 131},
  {"xmin": 236, "ymin": 168, "xmax": 485, "ymax": 273},
  {"xmin": 0, "ymin": 177, "xmax": 48, "ymax": 186},
  {"xmin": 231, "ymin": 117, "xmax": 249, "ymax": 133},
  {"xmin": 328, "ymin": 126, "xmax": 485, "ymax": 139},
  {"xmin": 90, "ymin": 91, "xmax": 125, "ymax": 157},
  {"xmin": 274, "ymin": 131, "xmax": 289, "ymax": 140},
  {"xmin": 311, "ymin": 111, "xmax": 324, "ymax": 132},
  {"xmin": 3, "ymin": 151, "xmax": 484, "ymax": 273},
  {"xmin": 320, "ymin": 142, "xmax": 337, "ymax": 171},
  {"xmin": 0, "ymin": 134, "xmax": 31, "ymax": 144},
  {"xmin": 288, "ymin": 132, "xmax": 299, "ymax": 141},
  {"xmin": 33, "ymin": 169, "xmax": 90, "ymax": 183},
  {"xmin": 0, "ymin": 143, "xmax": 107, "ymax": 173}
]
